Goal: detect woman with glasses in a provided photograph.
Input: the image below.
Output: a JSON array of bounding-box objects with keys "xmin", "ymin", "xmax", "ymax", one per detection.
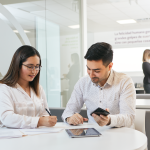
[{"xmin": 0, "ymin": 45, "xmax": 57, "ymax": 128}]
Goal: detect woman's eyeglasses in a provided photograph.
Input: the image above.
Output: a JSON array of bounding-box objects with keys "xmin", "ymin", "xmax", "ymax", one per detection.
[{"xmin": 22, "ymin": 64, "xmax": 42, "ymax": 71}]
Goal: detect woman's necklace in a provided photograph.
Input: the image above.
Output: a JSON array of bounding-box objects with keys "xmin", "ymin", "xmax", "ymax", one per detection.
[{"xmin": 24, "ymin": 86, "xmax": 29, "ymax": 92}]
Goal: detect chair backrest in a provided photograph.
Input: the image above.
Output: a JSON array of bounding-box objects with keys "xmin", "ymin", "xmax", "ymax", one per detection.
[
  {"xmin": 49, "ymin": 108, "xmax": 87, "ymax": 122},
  {"xmin": 135, "ymin": 109, "xmax": 149, "ymax": 150},
  {"xmin": 145, "ymin": 111, "xmax": 150, "ymax": 150},
  {"xmin": 49, "ymin": 108, "xmax": 64, "ymax": 122},
  {"xmin": 136, "ymin": 94, "xmax": 150, "ymax": 99},
  {"xmin": 135, "ymin": 109, "xmax": 146, "ymax": 134}
]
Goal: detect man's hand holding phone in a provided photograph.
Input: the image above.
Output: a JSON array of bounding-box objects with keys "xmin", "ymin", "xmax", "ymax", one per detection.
[
  {"xmin": 91, "ymin": 108, "xmax": 111, "ymax": 126},
  {"xmin": 67, "ymin": 113, "xmax": 88, "ymax": 125}
]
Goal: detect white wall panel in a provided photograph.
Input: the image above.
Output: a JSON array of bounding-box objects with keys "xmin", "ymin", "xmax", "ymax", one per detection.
[{"xmin": 0, "ymin": 19, "xmax": 22, "ymax": 76}]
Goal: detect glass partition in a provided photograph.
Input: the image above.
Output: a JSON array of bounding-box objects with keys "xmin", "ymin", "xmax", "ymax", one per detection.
[
  {"xmin": 0, "ymin": 0, "xmax": 83, "ymax": 107},
  {"xmin": 45, "ymin": 0, "xmax": 82, "ymax": 107}
]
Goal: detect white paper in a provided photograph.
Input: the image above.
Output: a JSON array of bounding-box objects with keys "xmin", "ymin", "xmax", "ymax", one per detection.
[
  {"xmin": 54, "ymin": 122, "xmax": 97, "ymax": 129},
  {"xmin": 19, "ymin": 127, "xmax": 63, "ymax": 135},
  {"xmin": 0, "ymin": 130, "xmax": 22, "ymax": 139}
]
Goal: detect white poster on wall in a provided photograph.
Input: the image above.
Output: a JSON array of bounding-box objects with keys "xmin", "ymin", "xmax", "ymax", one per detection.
[
  {"xmin": 95, "ymin": 28, "xmax": 150, "ymax": 49},
  {"xmin": 114, "ymin": 29, "xmax": 150, "ymax": 47}
]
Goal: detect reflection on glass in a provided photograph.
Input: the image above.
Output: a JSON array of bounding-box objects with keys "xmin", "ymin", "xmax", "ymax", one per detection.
[
  {"xmin": 67, "ymin": 128, "xmax": 101, "ymax": 137},
  {"xmin": 63, "ymin": 53, "xmax": 80, "ymax": 106},
  {"xmin": 0, "ymin": 0, "xmax": 82, "ymax": 107},
  {"xmin": 69, "ymin": 129, "xmax": 85, "ymax": 136}
]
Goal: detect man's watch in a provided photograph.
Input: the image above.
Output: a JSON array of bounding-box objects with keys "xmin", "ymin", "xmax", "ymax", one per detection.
[{"xmin": 66, "ymin": 117, "xmax": 70, "ymax": 123}]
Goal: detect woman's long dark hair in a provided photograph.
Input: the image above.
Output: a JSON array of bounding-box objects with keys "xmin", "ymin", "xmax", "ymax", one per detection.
[{"xmin": 0, "ymin": 45, "xmax": 41, "ymax": 97}]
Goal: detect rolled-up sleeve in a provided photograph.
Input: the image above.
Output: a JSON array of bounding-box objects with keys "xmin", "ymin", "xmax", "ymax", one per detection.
[{"xmin": 109, "ymin": 78, "xmax": 136, "ymax": 128}]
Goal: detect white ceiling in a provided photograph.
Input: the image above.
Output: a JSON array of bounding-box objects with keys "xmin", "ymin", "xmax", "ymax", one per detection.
[
  {"xmin": 87, "ymin": 0, "xmax": 150, "ymax": 32},
  {"xmin": 1, "ymin": 0, "xmax": 80, "ymax": 35},
  {"xmin": 0, "ymin": 0, "xmax": 150, "ymax": 34}
]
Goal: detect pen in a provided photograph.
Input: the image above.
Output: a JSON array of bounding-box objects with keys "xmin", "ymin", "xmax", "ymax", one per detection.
[{"xmin": 45, "ymin": 108, "xmax": 52, "ymax": 116}]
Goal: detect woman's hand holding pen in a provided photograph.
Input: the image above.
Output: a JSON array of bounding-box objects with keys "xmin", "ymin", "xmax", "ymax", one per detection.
[
  {"xmin": 67, "ymin": 113, "xmax": 88, "ymax": 125},
  {"xmin": 37, "ymin": 108, "xmax": 57, "ymax": 127},
  {"xmin": 37, "ymin": 116, "xmax": 57, "ymax": 127}
]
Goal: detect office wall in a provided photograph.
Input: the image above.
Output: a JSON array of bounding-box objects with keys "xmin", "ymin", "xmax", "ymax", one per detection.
[
  {"xmin": 87, "ymin": 32, "xmax": 94, "ymax": 49},
  {"xmin": 0, "ymin": 18, "xmax": 22, "ymax": 76}
]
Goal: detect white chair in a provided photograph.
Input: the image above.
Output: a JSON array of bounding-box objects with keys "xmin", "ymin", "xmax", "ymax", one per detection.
[
  {"xmin": 135, "ymin": 109, "xmax": 147, "ymax": 150},
  {"xmin": 135, "ymin": 109, "xmax": 146, "ymax": 134}
]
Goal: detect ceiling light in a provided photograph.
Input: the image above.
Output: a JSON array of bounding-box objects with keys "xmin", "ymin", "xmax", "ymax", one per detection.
[
  {"xmin": 117, "ymin": 19, "xmax": 136, "ymax": 24},
  {"xmin": 13, "ymin": 30, "xmax": 30, "ymax": 33},
  {"xmin": 68, "ymin": 25, "xmax": 79, "ymax": 29}
]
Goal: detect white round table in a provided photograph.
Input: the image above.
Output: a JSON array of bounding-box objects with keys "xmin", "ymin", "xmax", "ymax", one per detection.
[{"xmin": 0, "ymin": 123, "xmax": 147, "ymax": 150}]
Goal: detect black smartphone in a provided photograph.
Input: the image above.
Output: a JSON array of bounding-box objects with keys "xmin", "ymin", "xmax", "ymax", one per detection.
[{"xmin": 90, "ymin": 107, "xmax": 110, "ymax": 116}]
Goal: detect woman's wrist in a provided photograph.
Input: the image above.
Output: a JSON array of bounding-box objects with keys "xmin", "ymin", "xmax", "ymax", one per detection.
[{"xmin": 37, "ymin": 117, "xmax": 44, "ymax": 127}]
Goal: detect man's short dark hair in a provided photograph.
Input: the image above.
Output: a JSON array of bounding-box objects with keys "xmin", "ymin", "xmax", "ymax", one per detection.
[{"xmin": 84, "ymin": 42, "xmax": 113, "ymax": 67}]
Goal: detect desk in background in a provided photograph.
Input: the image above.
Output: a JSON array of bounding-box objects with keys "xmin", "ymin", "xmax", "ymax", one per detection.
[
  {"xmin": 136, "ymin": 87, "xmax": 145, "ymax": 94},
  {"xmin": 136, "ymin": 99, "xmax": 150, "ymax": 109}
]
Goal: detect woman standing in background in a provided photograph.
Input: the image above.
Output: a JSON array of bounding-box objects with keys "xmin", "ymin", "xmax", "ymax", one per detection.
[
  {"xmin": 142, "ymin": 49, "xmax": 150, "ymax": 93},
  {"xmin": 63, "ymin": 53, "xmax": 80, "ymax": 101}
]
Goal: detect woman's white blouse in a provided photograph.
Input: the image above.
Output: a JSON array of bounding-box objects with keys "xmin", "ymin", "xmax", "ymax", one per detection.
[{"xmin": 0, "ymin": 83, "xmax": 49, "ymax": 129}]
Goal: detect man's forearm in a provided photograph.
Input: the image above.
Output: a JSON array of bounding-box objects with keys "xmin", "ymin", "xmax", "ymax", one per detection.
[{"xmin": 109, "ymin": 114, "xmax": 135, "ymax": 128}]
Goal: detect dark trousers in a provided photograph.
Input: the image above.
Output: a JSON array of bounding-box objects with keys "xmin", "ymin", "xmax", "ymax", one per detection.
[{"xmin": 144, "ymin": 83, "xmax": 150, "ymax": 93}]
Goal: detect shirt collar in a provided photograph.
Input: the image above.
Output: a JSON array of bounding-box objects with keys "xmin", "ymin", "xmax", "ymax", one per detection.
[
  {"xmin": 15, "ymin": 83, "xmax": 31, "ymax": 90},
  {"xmin": 93, "ymin": 82, "xmax": 100, "ymax": 88},
  {"xmin": 15, "ymin": 83, "xmax": 33, "ymax": 98},
  {"xmin": 15, "ymin": 83, "xmax": 21, "ymax": 89},
  {"xmin": 15, "ymin": 83, "xmax": 28, "ymax": 93},
  {"xmin": 106, "ymin": 69, "xmax": 114, "ymax": 86}
]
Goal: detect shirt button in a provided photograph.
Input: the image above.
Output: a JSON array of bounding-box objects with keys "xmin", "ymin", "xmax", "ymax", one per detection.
[
  {"xmin": 101, "ymin": 88, "xmax": 102, "ymax": 90},
  {"xmin": 100, "ymin": 101, "xmax": 101, "ymax": 103}
]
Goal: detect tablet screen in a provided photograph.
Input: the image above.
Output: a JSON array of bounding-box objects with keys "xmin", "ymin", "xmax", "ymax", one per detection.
[{"xmin": 65, "ymin": 128, "xmax": 101, "ymax": 138}]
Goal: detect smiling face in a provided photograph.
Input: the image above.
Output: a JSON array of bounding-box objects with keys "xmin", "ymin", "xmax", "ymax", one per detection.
[
  {"xmin": 19, "ymin": 55, "xmax": 40, "ymax": 83},
  {"xmin": 87, "ymin": 59, "xmax": 113, "ymax": 86}
]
